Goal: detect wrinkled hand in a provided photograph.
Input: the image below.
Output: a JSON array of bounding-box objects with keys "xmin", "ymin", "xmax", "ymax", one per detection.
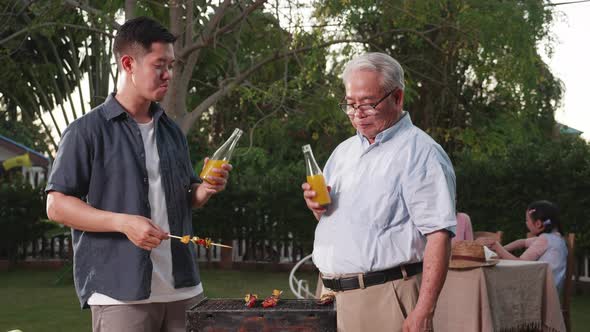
[
  {"xmin": 119, "ymin": 214, "xmax": 167, "ymax": 250},
  {"xmin": 301, "ymin": 182, "xmax": 331, "ymax": 220},
  {"xmin": 403, "ymin": 308, "xmax": 434, "ymax": 332},
  {"xmin": 200, "ymin": 157, "xmax": 233, "ymax": 195}
]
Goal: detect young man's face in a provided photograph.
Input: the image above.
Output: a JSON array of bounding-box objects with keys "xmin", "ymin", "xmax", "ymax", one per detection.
[{"xmin": 130, "ymin": 42, "xmax": 174, "ymax": 101}]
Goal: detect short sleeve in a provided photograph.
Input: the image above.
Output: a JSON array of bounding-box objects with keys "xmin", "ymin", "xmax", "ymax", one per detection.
[
  {"xmin": 404, "ymin": 153, "xmax": 457, "ymax": 236},
  {"xmin": 520, "ymin": 236, "xmax": 548, "ymax": 261},
  {"xmin": 45, "ymin": 124, "xmax": 92, "ymax": 198}
]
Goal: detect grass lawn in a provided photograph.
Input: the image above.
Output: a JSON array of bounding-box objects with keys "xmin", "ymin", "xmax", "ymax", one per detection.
[
  {"xmin": 571, "ymin": 291, "xmax": 590, "ymax": 331},
  {"xmin": 1, "ymin": 267, "xmax": 588, "ymax": 332},
  {"xmin": 0, "ymin": 266, "xmax": 317, "ymax": 332}
]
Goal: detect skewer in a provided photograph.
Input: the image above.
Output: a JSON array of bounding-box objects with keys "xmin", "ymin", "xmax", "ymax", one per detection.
[
  {"xmin": 169, "ymin": 234, "xmax": 233, "ymax": 249},
  {"xmin": 210, "ymin": 242, "xmax": 233, "ymax": 249}
]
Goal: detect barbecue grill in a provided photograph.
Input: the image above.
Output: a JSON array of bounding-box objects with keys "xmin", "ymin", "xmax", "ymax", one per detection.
[{"xmin": 186, "ymin": 298, "xmax": 336, "ymax": 331}]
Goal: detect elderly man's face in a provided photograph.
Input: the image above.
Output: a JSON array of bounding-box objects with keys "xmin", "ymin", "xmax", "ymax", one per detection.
[{"xmin": 344, "ymin": 70, "xmax": 403, "ymax": 143}]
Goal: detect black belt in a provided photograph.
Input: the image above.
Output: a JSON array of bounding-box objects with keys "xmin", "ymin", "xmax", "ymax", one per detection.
[{"xmin": 322, "ymin": 262, "xmax": 423, "ymax": 292}]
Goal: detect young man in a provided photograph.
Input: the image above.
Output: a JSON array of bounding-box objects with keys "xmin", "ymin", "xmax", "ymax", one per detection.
[
  {"xmin": 302, "ymin": 53, "xmax": 456, "ymax": 332},
  {"xmin": 46, "ymin": 17, "xmax": 230, "ymax": 331}
]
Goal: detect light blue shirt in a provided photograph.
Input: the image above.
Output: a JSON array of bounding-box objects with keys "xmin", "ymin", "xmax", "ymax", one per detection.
[
  {"xmin": 313, "ymin": 112, "xmax": 457, "ymax": 274},
  {"xmin": 539, "ymin": 231, "xmax": 568, "ymax": 293}
]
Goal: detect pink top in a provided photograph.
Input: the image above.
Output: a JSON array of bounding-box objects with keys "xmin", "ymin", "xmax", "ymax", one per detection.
[{"xmin": 452, "ymin": 212, "xmax": 474, "ymax": 243}]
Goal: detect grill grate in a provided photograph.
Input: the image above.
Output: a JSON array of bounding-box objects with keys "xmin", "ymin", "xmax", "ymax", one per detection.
[
  {"xmin": 186, "ymin": 298, "xmax": 337, "ymax": 331},
  {"xmin": 193, "ymin": 298, "xmax": 333, "ymax": 312}
]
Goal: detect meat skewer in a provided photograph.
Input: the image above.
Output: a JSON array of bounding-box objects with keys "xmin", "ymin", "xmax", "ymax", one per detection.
[{"xmin": 168, "ymin": 234, "xmax": 233, "ymax": 249}]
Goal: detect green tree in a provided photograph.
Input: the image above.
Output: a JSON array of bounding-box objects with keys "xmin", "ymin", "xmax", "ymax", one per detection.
[
  {"xmin": 0, "ymin": 178, "xmax": 49, "ymax": 263},
  {"xmin": 0, "ymin": 0, "xmax": 113, "ymax": 152},
  {"xmin": 456, "ymin": 135, "xmax": 590, "ymax": 253},
  {"xmin": 313, "ymin": 0, "xmax": 563, "ymax": 155}
]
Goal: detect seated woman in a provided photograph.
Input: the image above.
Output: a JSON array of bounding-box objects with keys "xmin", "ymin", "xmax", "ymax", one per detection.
[
  {"xmin": 452, "ymin": 211, "xmax": 474, "ymax": 244},
  {"xmin": 478, "ymin": 200, "xmax": 567, "ymax": 292}
]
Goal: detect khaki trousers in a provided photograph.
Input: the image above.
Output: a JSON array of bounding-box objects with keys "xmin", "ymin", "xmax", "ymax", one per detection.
[
  {"xmin": 90, "ymin": 293, "xmax": 204, "ymax": 332},
  {"xmin": 333, "ymin": 274, "xmax": 421, "ymax": 332}
]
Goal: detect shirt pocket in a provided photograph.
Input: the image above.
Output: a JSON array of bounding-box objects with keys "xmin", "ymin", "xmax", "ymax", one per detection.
[{"xmin": 367, "ymin": 186, "xmax": 406, "ymax": 230}]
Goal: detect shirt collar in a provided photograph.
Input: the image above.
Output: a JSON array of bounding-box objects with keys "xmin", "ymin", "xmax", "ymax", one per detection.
[
  {"xmin": 102, "ymin": 92, "xmax": 165, "ymax": 122},
  {"xmin": 356, "ymin": 111, "xmax": 412, "ymax": 145}
]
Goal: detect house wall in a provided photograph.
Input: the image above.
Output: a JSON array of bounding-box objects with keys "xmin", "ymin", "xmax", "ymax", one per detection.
[{"xmin": 0, "ymin": 145, "xmax": 15, "ymax": 160}]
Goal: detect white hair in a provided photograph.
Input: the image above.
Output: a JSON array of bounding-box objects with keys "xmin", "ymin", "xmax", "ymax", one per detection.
[{"xmin": 342, "ymin": 52, "xmax": 405, "ymax": 92}]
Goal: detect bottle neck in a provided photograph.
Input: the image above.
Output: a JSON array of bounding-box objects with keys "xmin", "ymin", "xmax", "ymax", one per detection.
[
  {"xmin": 304, "ymin": 151, "xmax": 322, "ymax": 176},
  {"xmin": 212, "ymin": 130, "xmax": 243, "ymax": 161}
]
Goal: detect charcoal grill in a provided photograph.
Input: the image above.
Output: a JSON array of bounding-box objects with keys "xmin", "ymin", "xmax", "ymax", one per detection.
[{"xmin": 186, "ymin": 298, "xmax": 336, "ymax": 332}]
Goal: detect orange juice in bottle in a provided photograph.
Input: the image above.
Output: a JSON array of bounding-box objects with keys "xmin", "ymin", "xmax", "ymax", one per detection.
[
  {"xmin": 200, "ymin": 128, "xmax": 243, "ymax": 184},
  {"xmin": 199, "ymin": 160, "xmax": 228, "ymax": 182},
  {"xmin": 302, "ymin": 144, "xmax": 331, "ymax": 206}
]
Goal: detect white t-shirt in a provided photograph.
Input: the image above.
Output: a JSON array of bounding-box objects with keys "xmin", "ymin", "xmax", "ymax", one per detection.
[{"xmin": 88, "ymin": 119, "xmax": 202, "ymax": 305}]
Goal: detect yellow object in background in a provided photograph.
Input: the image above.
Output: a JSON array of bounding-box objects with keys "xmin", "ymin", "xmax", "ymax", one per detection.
[{"xmin": 2, "ymin": 153, "xmax": 32, "ymax": 170}]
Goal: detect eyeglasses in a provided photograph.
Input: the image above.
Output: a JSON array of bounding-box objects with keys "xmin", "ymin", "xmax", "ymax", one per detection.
[{"xmin": 339, "ymin": 88, "xmax": 398, "ymax": 116}]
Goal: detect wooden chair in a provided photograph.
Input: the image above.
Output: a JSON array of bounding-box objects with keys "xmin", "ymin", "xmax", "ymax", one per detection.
[
  {"xmin": 474, "ymin": 231, "xmax": 504, "ymax": 245},
  {"xmin": 562, "ymin": 233, "xmax": 575, "ymax": 332}
]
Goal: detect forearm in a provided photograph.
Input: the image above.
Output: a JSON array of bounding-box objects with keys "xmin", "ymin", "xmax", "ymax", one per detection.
[
  {"xmin": 46, "ymin": 191, "xmax": 123, "ymax": 233},
  {"xmin": 192, "ymin": 183, "xmax": 213, "ymax": 208},
  {"xmin": 414, "ymin": 230, "xmax": 451, "ymax": 314},
  {"xmin": 493, "ymin": 242, "xmax": 520, "ymax": 260},
  {"xmin": 503, "ymin": 239, "xmax": 526, "ymax": 252}
]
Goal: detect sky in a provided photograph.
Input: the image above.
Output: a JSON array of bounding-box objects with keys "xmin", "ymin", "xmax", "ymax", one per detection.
[{"xmin": 545, "ymin": 1, "xmax": 590, "ymax": 140}]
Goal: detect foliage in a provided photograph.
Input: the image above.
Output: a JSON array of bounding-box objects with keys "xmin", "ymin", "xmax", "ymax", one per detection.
[
  {"xmin": 187, "ymin": 14, "xmax": 355, "ymax": 250},
  {"xmin": 312, "ymin": 0, "xmax": 563, "ymax": 155},
  {"xmin": 190, "ymin": 88, "xmax": 354, "ymax": 253},
  {"xmin": 1, "ymin": 0, "xmax": 588, "ymax": 259},
  {"xmin": 456, "ymin": 134, "xmax": 590, "ymax": 253},
  {"xmin": 0, "ymin": 177, "xmax": 51, "ymax": 262},
  {"xmin": 0, "ymin": 0, "xmax": 101, "ymax": 151},
  {"xmin": 0, "ymin": 116, "xmax": 50, "ymax": 154}
]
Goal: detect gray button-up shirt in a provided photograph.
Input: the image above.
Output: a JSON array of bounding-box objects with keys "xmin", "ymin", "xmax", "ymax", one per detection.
[
  {"xmin": 313, "ymin": 112, "xmax": 456, "ymax": 274},
  {"xmin": 46, "ymin": 93, "xmax": 201, "ymax": 308}
]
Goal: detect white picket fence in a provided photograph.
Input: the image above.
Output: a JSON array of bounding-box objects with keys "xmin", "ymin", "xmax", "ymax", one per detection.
[
  {"xmin": 15, "ymin": 237, "xmax": 590, "ymax": 283},
  {"xmin": 195, "ymin": 239, "xmax": 310, "ymax": 264}
]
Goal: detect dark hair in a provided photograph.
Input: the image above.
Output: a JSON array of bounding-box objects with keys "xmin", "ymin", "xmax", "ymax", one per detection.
[
  {"xmin": 113, "ymin": 16, "xmax": 176, "ymax": 66},
  {"xmin": 527, "ymin": 200, "xmax": 563, "ymax": 234}
]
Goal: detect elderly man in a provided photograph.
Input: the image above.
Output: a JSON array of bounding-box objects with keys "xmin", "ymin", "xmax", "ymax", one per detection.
[
  {"xmin": 46, "ymin": 17, "xmax": 231, "ymax": 331},
  {"xmin": 302, "ymin": 53, "xmax": 456, "ymax": 332}
]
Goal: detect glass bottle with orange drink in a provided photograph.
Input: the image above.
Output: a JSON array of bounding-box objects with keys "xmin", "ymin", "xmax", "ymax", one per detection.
[
  {"xmin": 302, "ymin": 144, "xmax": 331, "ymax": 206},
  {"xmin": 200, "ymin": 128, "xmax": 243, "ymax": 184}
]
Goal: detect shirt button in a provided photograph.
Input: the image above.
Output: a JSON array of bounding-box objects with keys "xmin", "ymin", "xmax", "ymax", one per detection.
[{"xmin": 140, "ymin": 153, "xmax": 145, "ymax": 158}]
